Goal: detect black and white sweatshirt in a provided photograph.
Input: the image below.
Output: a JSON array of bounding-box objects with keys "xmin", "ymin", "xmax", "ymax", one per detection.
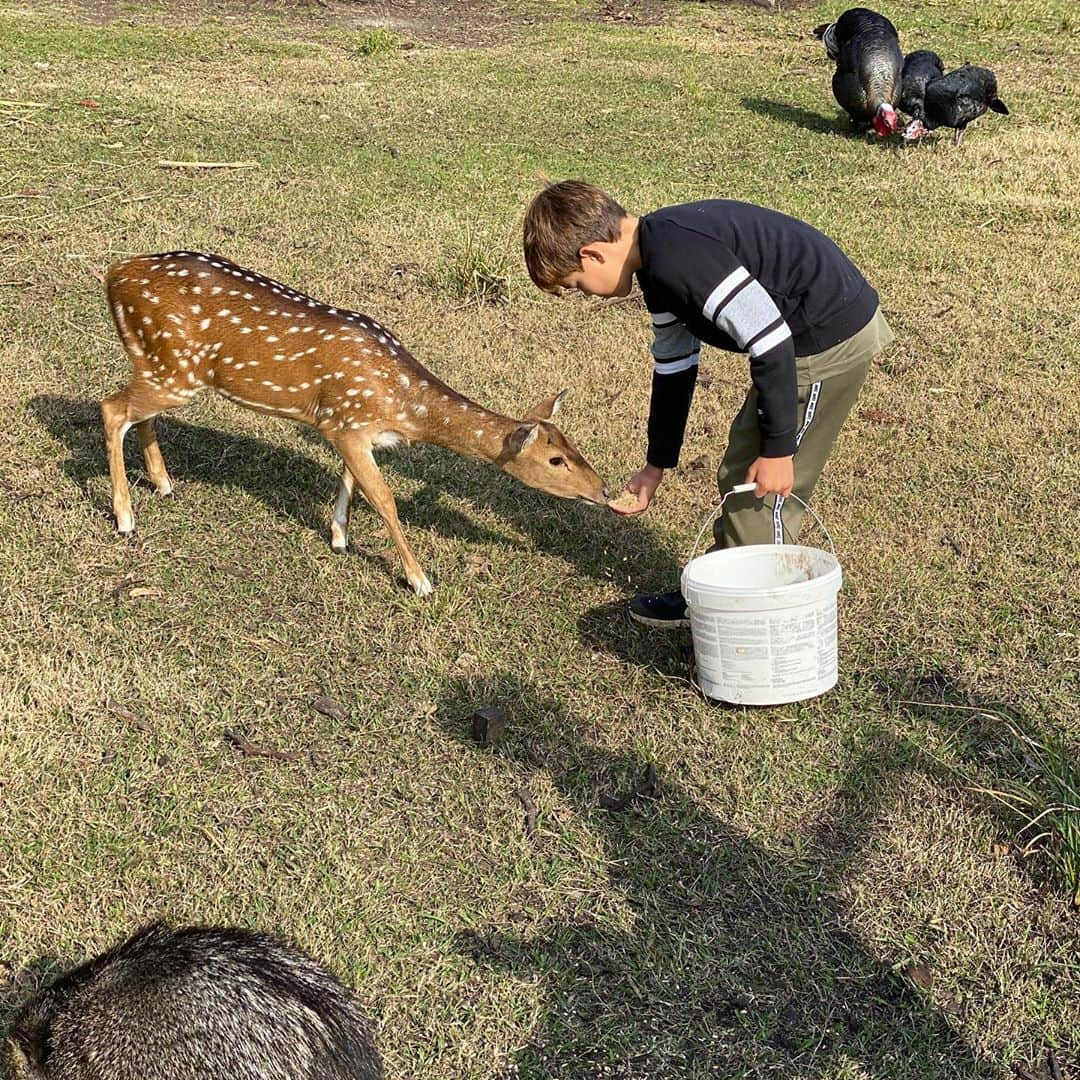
[{"xmin": 635, "ymin": 201, "xmax": 879, "ymax": 466}]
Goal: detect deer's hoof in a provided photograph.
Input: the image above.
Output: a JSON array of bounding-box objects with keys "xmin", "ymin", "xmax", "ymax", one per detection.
[
  {"xmin": 116, "ymin": 515, "xmax": 135, "ymax": 535},
  {"xmin": 409, "ymin": 573, "xmax": 434, "ymax": 598}
]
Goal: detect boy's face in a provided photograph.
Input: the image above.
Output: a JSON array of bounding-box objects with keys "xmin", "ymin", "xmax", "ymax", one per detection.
[{"xmin": 559, "ymin": 242, "xmax": 636, "ymax": 298}]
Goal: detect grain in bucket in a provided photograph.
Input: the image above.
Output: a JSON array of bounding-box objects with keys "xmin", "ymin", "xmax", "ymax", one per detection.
[{"xmin": 681, "ymin": 484, "xmax": 843, "ymax": 706}]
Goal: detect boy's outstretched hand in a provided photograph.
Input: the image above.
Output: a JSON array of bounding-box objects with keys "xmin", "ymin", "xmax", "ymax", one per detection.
[
  {"xmin": 746, "ymin": 455, "xmax": 794, "ymax": 498},
  {"xmin": 609, "ymin": 463, "xmax": 664, "ymax": 515}
]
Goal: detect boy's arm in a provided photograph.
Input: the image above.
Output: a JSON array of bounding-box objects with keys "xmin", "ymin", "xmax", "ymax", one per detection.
[
  {"xmin": 706, "ymin": 266, "xmax": 797, "ymax": 457},
  {"xmin": 646, "ymin": 312, "xmax": 701, "ymax": 469},
  {"xmin": 660, "ymin": 235, "xmax": 798, "ymax": 457}
]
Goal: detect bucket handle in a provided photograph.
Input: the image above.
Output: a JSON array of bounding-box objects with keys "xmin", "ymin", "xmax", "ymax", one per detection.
[{"xmin": 687, "ymin": 482, "xmax": 836, "ymax": 566}]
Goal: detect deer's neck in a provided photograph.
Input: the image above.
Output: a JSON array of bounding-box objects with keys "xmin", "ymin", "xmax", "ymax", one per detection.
[{"xmin": 404, "ymin": 378, "xmax": 517, "ymax": 463}]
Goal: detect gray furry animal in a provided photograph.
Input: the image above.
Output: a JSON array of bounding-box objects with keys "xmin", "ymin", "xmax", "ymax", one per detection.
[{"xmin": 3, "ymin": 922, "xmax": 383, "ymax": 1080}]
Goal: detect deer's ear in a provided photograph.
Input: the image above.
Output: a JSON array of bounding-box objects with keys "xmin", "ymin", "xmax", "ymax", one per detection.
[
  {"xmin": 524, "ymin": 389, "xmax": 567, "ymax": 421},
  {"xmin": 506, "ymin": 422, "xmax": 541, "ymax": 455}
]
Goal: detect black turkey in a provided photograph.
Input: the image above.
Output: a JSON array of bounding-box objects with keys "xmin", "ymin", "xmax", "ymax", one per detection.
[
  {"xmin": 899, "ymin": 49, "xmax": 945, "ymax": 121},
  {"xmin": 814, "ymin": 8, "xmax": 903, "ymax": 136},
  {"xmin": 903, "ymin": 64, "xmax": 1009, "ymax": 145}
]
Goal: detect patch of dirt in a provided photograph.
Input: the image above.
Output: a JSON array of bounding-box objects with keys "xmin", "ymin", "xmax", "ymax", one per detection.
[
  {"xmin": 61, "ymin": 0, "xmax": 554, "ymax": 46},
  {"xmin": 61, "ymin": 0, "xmax": 791, "ymax": 47}
]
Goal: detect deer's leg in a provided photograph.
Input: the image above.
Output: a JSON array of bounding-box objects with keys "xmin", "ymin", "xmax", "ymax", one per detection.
[
  {"xmin": 136, "ymin": 419, "xmax": 173, "ymax": 496},
  {"xmin": 335, "ymin": 441, "xmax": 432, "ymax": 597},
  {"xmin": 101, "ymin": 380, "xmax": 185, "ymax": 533},
  {"xmin": 330, "ymin": 466, "xmax": 355, "ymax": 554}
]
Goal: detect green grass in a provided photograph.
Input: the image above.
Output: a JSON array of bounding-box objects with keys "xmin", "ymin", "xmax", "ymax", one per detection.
[
  {"xmin": 353, "ymin": 27, "xmax": 401, "ymax": 57},
  {"xmin": 1, "ymin": 0, "xmax": 1078, "ymax": 1077}
]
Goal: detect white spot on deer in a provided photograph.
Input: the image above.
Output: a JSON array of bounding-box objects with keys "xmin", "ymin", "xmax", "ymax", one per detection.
[
  {"xmin": 178, "ymin": 269, "xmax": 189, "ymax": 277},
  {"xmin": 362, "ymin": 389, "xmax": 374, "ymax": 398},
  {"xmin": 239, "ymin": 327, "xmax": 252, "ymax": 334},
  {"xmin": 346, "ymin": 388, "xmax": 360, "ymax": 397},
  {"xmin": 413, "ymin": 404, "xmax": 428, "ymax": 417},
  {"xmin": 372, "ymin": 430, "xmax": 404, "ymax": 450},
  {"xmin": 199, "ymin": 318, "xmax": 211, "ymax": 331},
  {"xmin": 474, "ymin": 429, "xmax": 484, "ymax": 438},
  {"xmin": 398, "ymin": 374, "xmax": 410, "ymax": 389}
]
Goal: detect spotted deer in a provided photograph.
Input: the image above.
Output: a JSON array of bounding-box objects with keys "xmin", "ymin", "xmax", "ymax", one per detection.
[{"xmin": 102, "ymin": 252, "xmax": 608, "ymax": 595}]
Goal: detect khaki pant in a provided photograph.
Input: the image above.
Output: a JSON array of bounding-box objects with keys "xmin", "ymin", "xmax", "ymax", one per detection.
[{"xmin": 712, "ymin": 308, "xmax": 893, "ymax": 549}]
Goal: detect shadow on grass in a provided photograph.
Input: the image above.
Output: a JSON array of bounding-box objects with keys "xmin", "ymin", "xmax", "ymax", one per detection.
[
  {"xmin": 435, "ymin": 673, "xmax": 999, "ymax": 1080},
  {"xmin": 740, "ymin": 96, "xmax": 860, "ymax": 137},
  {"xmin": 875, "ymin": 666, "xmax": 1079, "ymax": 909},
  {"xmin": 1, "ymin": 955, "xmax": 71, "ymax": 1040},
  {"xmin": 27, "ymin": 394, "xmax": 680, "ymax": 590}
]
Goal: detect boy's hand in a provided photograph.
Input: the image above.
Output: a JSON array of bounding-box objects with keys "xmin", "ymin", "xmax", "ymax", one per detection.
[
  {"xmin": 746, "ymin": 455, "xmax": 794, "ymax": 498},
  {"xmin": 609, "ymin": 464, "xmax": 664, "ymax": 515}
]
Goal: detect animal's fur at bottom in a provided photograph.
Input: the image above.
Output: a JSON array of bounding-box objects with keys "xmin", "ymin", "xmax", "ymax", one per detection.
[{"xmin": 4, "ymin": 922, "xmax": 382, "ymax": 1080}]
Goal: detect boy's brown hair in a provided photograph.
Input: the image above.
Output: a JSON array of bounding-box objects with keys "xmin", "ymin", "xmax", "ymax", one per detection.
[{"xmin": 523, "ymin": 181, "xmax": 627, "ymax": 292}]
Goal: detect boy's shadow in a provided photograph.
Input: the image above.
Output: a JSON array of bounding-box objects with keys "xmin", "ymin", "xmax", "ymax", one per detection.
[
  {"xmin": 27, "ymin": 395, "xmax": 679, "ymax": 588},
  {"xmin": 436, "ymin": 673, "xmax": 999, "ymax": 1079}
]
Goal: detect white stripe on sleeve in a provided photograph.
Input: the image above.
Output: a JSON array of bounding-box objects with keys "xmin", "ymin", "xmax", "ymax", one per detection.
[
  {"xmin": 749, "ymin": 322, "xmax": 793, "ymax": 357},
  {"xmin": 715, "ymin": 279, "xmax": 784, "ymax": 349},
  {"xmin": 702, "ymin": 267, "xmax": 751, "ymax": 322},
  {"xmin": 653, "ymin": 353, "xmax": 700, "ymax": 375}
]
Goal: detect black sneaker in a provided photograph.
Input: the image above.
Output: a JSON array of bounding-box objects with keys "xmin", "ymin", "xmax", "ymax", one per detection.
[{"xmin": 628, "ymin": 590, "xmax": 689, "ymax": 629}]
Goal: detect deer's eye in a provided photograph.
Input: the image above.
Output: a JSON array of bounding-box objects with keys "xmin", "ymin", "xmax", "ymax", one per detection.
[{"xmin": 549, "ymin": 455, "xmax": 565, "ymax": 467}]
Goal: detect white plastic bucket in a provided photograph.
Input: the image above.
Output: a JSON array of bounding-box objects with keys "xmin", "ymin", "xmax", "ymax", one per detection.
[{"xmin": 681, "ymin": 485, "xmax": 843, "ymax": 706}]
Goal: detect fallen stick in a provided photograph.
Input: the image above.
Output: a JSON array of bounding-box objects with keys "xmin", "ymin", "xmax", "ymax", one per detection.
[
  {"xmin": 225, "ymin": 728, "xmax": 304, "ymax": 762},
  {"xmin": 156, "ymin": 159, "xmax": 260, "ymax": 170},
  {"xmin": 514, "ymin": 786, "xmax": 539, "ymax": 838},
  {"xmin": 0, "ymin": 280, "xmax": 30, "ymax": 287},
  {"xmin": 1049, "ymin": 1049, "xmax": 1063, "ymax": 1080}
]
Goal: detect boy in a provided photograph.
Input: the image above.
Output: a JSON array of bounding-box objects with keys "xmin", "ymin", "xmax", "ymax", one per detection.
[{"xmin": 523, "ymin": 181, "xmax": 892, "ymax": 627}]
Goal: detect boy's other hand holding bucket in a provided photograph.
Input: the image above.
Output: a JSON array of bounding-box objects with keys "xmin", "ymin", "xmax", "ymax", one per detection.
[{"xmin": 745, "ymin": 454, "xmax": 794, "ymax": 499}]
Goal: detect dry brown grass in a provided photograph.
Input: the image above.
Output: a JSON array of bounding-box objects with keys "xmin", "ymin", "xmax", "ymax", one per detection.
[{"xmin": 1, "ymin": 0, "xmax": 1078, "ymax": 1076}]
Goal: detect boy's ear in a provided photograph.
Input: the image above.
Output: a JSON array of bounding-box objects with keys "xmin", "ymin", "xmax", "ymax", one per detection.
[{"xmin": 578, "ymin": 243, "xmax": 606, "ymax": 264}]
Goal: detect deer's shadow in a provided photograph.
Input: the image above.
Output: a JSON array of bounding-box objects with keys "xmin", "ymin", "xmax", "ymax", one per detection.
[
  {"xmin": 435, "ymin": 673, "xmax": 1000, "ymax": 1079},
  {"xmin": 27, "ymin": 395, "xmax": 680, "ymax": 591}
]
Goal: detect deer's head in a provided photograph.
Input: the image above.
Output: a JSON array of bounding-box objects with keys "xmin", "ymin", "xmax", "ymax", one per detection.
[{"xmin": 497, "ymin": 391, "xmax": 608, "ymax": 505}]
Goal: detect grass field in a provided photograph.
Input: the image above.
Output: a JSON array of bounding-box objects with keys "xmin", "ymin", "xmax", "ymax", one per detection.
[{"xmin": 1, "ymin": 0, "xmax": 1078, "ymax": 1076}]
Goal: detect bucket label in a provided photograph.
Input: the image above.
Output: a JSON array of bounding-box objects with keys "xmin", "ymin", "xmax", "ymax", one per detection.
[{"xmin": 692, "ymin": 604, "xmax": 837, "ymax": 692}]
